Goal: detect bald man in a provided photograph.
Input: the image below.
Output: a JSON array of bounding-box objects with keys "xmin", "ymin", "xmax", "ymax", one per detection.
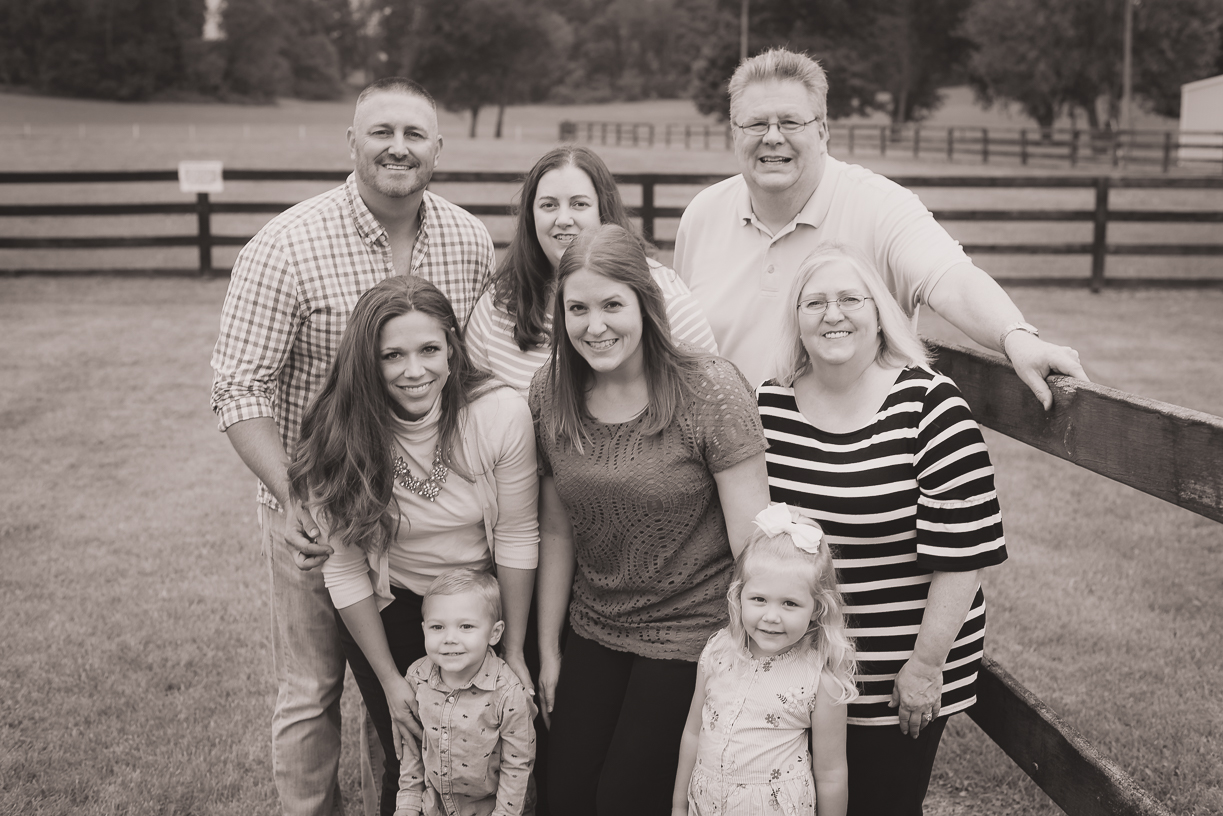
[{"xmin": 210, "ymin": 78, "xmax": 493, "ymax": 816}]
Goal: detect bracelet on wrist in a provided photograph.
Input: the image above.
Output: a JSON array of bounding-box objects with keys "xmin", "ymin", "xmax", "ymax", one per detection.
[{"xmin": 998, "ymin": 321, "xmax": 1039, "ymax": 361}]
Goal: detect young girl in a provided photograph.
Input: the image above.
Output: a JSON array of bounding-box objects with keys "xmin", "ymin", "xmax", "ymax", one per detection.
[{"xmin": 672, "ymin": 504, "xmax": 857, "ymax": 816}]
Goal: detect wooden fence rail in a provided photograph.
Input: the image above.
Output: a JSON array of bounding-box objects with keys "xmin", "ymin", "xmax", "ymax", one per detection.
[
  {"xmin": 561, "ymin": 120, "xmax": 1223, "ymax": 174},
  {"xmin": 1, "ymin": 163, "xmax": 1214, "ymax": 814},
  {"xmin": 3, "ymin": 170, "xmax": 1221, "ymax": 289},
  {"xmin": 928, "ymin": 338, "xmax": 1223, "ymax": 816}
]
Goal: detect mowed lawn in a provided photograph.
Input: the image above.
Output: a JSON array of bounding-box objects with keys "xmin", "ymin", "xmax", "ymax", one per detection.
[
  {"xmin": 1, "ymin": 93, "xmax": 1221, "ymax": 815},
  {"xmin": 1, "ymin": 277, "xmax": 1221, "ymax": 816}
]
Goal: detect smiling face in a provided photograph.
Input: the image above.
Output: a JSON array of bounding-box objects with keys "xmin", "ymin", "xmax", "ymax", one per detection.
[
  {"xmin": 797, "ymin": 259, "xmax": 881, "ymax": 371},
  {"xmin": 347, "ymin": 90, "xmax": 442, "ymax": 203},
  {"xmin": 422, "ymin": 591, "xmax": 504, "ymax": 687},
  {"xmin": 562, "ymin": 267, "xmax": 645, "ymax": 380},
  {"xmin": 379, "ymin": 310, "xmax": 451, "ymax": 421},
  {"xmin": 533, "ymin": 164, "xmax": 603, "ymax": 269},
  {"xmin": 731, "ymin": 79, "xmax": 827, "ymax": 201},
  {"xmin": 740, "ymin": 562, "xmax": 818, "ymax": 659}
]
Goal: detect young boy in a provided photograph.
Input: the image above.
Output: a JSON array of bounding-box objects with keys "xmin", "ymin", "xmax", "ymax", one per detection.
[{"xmin": 396, "ymin": 568, "xmax": 537, "ymax": 816}]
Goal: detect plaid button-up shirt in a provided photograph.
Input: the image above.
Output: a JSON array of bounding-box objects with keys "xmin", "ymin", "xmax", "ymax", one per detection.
[{"xmin": 210, "ymin": 174, "xmax": 494, "ymax": 510}]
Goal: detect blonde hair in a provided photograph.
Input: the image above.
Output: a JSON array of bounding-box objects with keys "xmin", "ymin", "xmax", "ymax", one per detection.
[
  {"xmin": 774, "ymin": 244, "xmax": 931, "ymax": 386},
  {"xmin": 728, "ymin": 47, "xmax": 829, "ymax": 124},
  {"xmin": 422, "ymin": 568, "xmax": 502, "ymax": 623},
  {"xmin": 726, "ymin": 513, "xmax": 858, "ymax": 705}
]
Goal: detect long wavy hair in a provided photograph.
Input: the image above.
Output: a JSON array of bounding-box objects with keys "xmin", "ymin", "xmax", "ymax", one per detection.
[
  {"xmin": 490, "ymin": 145, "xmax": 651, "ymax": 350},
  {"xmin": 541, "ymin": 224, "xmax": 703, "ymax": 452},
  {"xmin": 289, "ymin": 276, "xmax": 498, "ymax": 555},
  {"xmin": 774, "ymin": 244, "xmax": 931, "ymax": 386},
  {"xmin": 726, "ymin": 511, "xmax": 858, "ymax": 705}
]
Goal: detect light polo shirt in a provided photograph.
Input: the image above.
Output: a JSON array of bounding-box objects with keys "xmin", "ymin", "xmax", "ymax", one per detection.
[{"xmin": 673, "ymin": 156, "xmax": 971, "ymax": 386}]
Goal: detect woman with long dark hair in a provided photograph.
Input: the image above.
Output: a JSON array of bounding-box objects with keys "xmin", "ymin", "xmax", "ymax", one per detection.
[
  {"xmin": 530, "ymin": 224, "xmax": 770, "ymax": 815},
  {"xmin": 289, "ymin": 275, "xmax": 538, "ymax": 816},
  {"xmin": 466, "ymin": 145, "xmax": 717, "ymax": 394}
]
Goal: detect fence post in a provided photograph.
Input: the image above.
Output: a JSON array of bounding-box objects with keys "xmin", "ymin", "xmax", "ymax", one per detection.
[
  {"xmin": 648, "ymin": 124, "xmax": 655, "ymax": 147},
  {"xmin": 684, "ymin": 124, "xmax": 691, "ymax": 150},
  {"xmin": 601, "ymin": 122, "xmax": 607, "ymax": 145},
  {"xmin": 725, "ymin": 125, "xmax": 732, "ymax": 150},
  {"xmin": 982, "ymin": 128, "xmax": 990, "ymax": 164},
  {"xmin": 665, "ymin": 123, "xmax": 671, "ymax": 147},
  {"xmin": 616, "ymin": 123, "xmax": 622, "ymax": 146},
  {"xmin": 913, "ymin": 125, "xmax": 921, "ymax": 158},
  {"xmin": 1111, "ymin": 131, "xmax": 1121, "ymax": 168},
  {"xmin": 1070, "ymin": 130, "xmax": 1079, "ymax": 167},
  {"xmin": 848, "ymin": 125, "xmax": 855, "ymax": 155},
  {"xmin": 196, "ymin": 192, "xmax": 213, "ymax": 276},
  {"xmin": 703, "ymin": 124, "xmax": 710, "ymax": 149},
  {"xmin": 1090, "ymin": 177, "xmax": 1110, "ymax": 293},
  {"xmin": 880, "ymin": 126, "xmax": 887, "ymax": 156},
  {"xmin": 1020, "ymin": 129, "xmax": 1028, "ymax": 165},
  {"xmin": 640, "ymin": 179, "xmax": 656, "ymax": 244},
  {"xmin": 1162, "ymin": 131, "xmax": 1172, "ymax": 173},
  {"xmin": 559, "ymin": 121, "xmax": 577, "ymax": 141},
  {"xmin": 947, "ymin": 128, "xmax": 954, "ymax": 161},
  {"xmin": 587, "ymin": 122, "xmax": 594, "ymax": 142}
]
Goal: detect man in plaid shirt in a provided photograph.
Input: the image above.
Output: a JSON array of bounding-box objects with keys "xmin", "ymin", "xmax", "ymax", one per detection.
[{"xmin": 210, "ymin": 77, "xmax": 494, "ymax": 816}]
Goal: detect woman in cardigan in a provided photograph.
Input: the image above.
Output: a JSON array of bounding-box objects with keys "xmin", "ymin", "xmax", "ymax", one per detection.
[
  {"xmin": 530, "ymin": 224, "xmax": 770, "ymax": 816},
  {"xmin": 466, "ymin": 145, "xmax": 717, "ymax": 394},
  {"xmin": 289, "ymin": 275, "xmax": 538, "ymax": 816},
  {"xmin": 757, "ymin": 245, "xmax": 1008, "ymax": 816}
]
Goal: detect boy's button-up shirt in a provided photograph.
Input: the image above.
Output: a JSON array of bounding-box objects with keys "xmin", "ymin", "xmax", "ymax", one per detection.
[{"xmin": 396, "ymin": 650, "xmax": 537, "ymax": 816}]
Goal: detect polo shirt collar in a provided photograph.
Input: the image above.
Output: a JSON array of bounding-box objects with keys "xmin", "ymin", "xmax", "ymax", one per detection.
[{"xmin": 737, "ymin": 155, "xmax": 841, "ymax": 236}]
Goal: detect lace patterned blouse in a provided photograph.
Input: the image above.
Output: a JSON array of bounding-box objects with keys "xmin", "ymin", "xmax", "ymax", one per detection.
[{"xmin": 529, "ymin": 355, "xmax": 767, "ymax": 661}]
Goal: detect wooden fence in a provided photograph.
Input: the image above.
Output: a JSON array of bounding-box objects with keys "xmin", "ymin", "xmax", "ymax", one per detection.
[
  {"xmin": 1, "ymin": 166, "xmax": 1217, "ymax": 814},
  {"xmin": 2, "ymin": 170, "xmax": 1221, "ymax": 289},
  {"xmin": 560, "ymin": 120, "xmax": 1223, "ymax": 174},
  {"xmin": 928, "ymin": 339, "xmax": 1222, "ymax": 816}
]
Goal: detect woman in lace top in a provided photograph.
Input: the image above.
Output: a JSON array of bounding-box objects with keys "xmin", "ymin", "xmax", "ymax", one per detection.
[{"xmin": 529, "ymin": 224, "xmax": 770, "ymax": 815}]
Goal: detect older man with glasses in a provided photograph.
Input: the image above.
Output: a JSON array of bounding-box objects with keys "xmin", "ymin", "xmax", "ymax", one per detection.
[{"xmin": 674, "ymin": 47, "xmax": 1086, "ymax": 406}]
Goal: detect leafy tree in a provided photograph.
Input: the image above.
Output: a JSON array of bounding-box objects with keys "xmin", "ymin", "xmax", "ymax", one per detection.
[
  {"xmin": 967, "ymin": 0, "xmax": 1223, "ymax": 130},
  {"xmin": 0, "ymin": 0, "xmax": 205, "ymax": 99},
  {"xmin": 687, "ymin": 0, "xmax": 972, "ymax": 123},
  {"xmin": 392, "ymin": 0, "xmax": 571, "ymax": 137},
  {"xmin": 217, "ymin": 0, "xmax": 350, "ymax": 100}
]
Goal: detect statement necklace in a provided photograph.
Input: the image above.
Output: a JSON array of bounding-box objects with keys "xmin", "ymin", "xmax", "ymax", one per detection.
[{"xmin": 392, "ymin": 444, "xmax": 448, "ymax": 502}]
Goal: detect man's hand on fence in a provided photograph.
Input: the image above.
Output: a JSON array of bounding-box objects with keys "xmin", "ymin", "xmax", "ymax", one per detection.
[{"xmin": 1004, "ymin": 331, "xmax": 1088, "ymax": 411}]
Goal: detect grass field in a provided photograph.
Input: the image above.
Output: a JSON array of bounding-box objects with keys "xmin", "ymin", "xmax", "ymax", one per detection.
[
  {"xmin": 2, "ymin": 280, "xmax": 1220, "ymax": 816},
  {"xmin": 1, "ymin": 91, "xmax": 1221, "ymax": 815}
]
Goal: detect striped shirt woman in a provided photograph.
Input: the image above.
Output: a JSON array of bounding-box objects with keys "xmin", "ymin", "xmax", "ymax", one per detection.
[
  {"xmin": 757, "ymin": 243, "xmax": 1006, "ymax": 816},
  {"xmin": 758, "ymin": 367, "xmax": 1007, "ymax": 725}
]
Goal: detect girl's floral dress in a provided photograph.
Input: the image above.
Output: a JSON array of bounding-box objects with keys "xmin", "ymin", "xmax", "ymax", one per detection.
[{"xmin": 688, "ymin": 628, "xmax": 822, "ymax": 815}]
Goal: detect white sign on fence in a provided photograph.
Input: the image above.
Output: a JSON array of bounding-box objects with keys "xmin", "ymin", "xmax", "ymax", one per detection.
[{"xmin": 178, "ymin": 160, "xmax": 224, "ymax": 194}]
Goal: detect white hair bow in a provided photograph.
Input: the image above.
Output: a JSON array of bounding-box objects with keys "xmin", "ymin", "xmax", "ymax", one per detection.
[{"xmin": 753, "ymin": 503, "xmax": 823, "ymax": 555}]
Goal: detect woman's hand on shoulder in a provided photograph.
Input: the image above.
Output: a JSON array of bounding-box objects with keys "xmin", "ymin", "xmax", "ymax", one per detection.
[
  {"xmin": 381, "ymin": 673, "xmax": 417, "ymax": 760},
  {"xmin": 501, "ymin": 648, "xmax": 534, "ymax": 697}
]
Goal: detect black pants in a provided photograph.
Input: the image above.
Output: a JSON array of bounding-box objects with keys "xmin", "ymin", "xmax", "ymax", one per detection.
[
  {"xmin": 546, "ymin": 632, "xmax": 697, "ymax": 816},
  {"xmin": 846, "ymin": 715, "xmax": 950, "ymax": 816},
  {"xmin": 335, "ymin": 585, "xmax": 427, "ymax": 816}
]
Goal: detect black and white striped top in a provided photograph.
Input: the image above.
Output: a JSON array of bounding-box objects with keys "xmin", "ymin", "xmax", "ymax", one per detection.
[{"xmin": 758, "ymin": 366, "xmax": 1007, "ymax": 726}]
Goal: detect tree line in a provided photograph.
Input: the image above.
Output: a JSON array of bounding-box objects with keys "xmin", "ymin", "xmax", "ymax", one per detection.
[{"xmin": 1, "ymin": 0, "xmax": 1221, "ymax": 134}]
